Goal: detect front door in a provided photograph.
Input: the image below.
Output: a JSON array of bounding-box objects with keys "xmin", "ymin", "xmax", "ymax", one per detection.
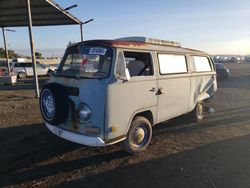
[{"xmin": 106, "ymin": 50, "xmax": 157, "ymax": 140}]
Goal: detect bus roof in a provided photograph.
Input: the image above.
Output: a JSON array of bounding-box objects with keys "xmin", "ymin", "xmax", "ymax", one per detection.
[{"xmin": 71, "ymin": 37, "xmax": 209, "ymax": 55}]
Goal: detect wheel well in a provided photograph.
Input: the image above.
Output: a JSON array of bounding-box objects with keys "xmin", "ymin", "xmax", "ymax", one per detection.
[{"xmin": 135, "ymin": 111, "xmax": 154, "ymax": 126}]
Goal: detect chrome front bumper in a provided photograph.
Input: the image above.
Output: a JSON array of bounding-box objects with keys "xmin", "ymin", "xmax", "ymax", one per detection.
[
  {"xmin": 46, "ymin": 123, "xmax": 125, "ymax": 147},
  {"xmin": 46, "ymin": 123, "xmax": 107, "ymax": 146}
]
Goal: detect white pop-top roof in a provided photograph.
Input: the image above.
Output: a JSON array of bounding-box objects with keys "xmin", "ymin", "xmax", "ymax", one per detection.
[{"xmin": 116, "ymin": 37, "xmax": 181, "ymax": 47}]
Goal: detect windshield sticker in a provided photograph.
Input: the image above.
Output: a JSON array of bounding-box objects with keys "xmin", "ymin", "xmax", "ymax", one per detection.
[
  {"xmin": 81, "ymin": 58, "xmax": 88, "ymax": 65},
  {"xmin": 89, "ymin": 48, "xmax": 107, "ymax": 55}
]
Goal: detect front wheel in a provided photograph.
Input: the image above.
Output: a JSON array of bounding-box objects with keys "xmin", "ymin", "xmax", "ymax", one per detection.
[{"xmin": 122, "ymin": 116, "xmax": 152, "ymax": 154}]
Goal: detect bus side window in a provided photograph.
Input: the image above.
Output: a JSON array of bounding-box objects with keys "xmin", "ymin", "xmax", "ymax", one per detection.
[{"xmin": 193, "ymin": 56, "xmax": 212, "ymax": 72}]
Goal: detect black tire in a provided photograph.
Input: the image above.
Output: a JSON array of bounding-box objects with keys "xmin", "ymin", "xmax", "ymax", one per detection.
[
  {"xmin": 122, "ymin": 116, "xmax": 152, "ymax": 154},
  {"xmin": 47, "ymin": 70, "xmax": 54, "ymax": 76},
  {"xmin": 18, "ymin": 72, "xmax": 27, "ymax": 79},
  {"xmin": 191, "ymin": 101, "xmax": 204, "ymax": 122},
  {"xmin": 40, "ymin": 83, "xmax": 69, "ymax": 125}
]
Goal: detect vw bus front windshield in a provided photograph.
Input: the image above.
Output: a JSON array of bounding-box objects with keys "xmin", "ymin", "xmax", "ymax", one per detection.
[{"xmin": 56, "ymin": 45, "xmax": 112, "ymax": 79}]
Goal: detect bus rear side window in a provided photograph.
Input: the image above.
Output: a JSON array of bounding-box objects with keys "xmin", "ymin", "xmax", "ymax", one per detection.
[{"xmin": 193, "ymin": 56, "xmax": 212, "ymax": 72}]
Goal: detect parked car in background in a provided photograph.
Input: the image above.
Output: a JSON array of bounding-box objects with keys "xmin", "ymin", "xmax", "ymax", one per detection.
[
  {"xmin": 215, "ymin": 63, "xmax": 230, "ymax": 80},
  {"xmin": 0, "ymin": 60, "xmax": 7, "ymax": 67},
  {"xmin": 0, "ymin": 60, "xmax": 8, "ymax": 76},
  {"xmin": 43, "ymin": 63, "xmax": 57, "ymax": 73},
  {"xmin": 11, "ymin": 62, "xmax": 56, "ymax": 79}
]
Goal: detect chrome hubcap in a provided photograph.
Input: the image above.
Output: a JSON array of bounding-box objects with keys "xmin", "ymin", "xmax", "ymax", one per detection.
[
  {"xmin": 132, "ymin": 125, "xmax": 147, "ymax": 147},
  {"xmin": 133, "ymin": 127, "xmax": 145, "ymax": 144}
]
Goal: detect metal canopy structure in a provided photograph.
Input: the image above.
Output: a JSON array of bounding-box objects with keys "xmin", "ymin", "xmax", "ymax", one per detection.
[
  {"xmin": 0, "ymin": 0, "xmax": 84, "ymax": 98},
  {"xmin": 0, "ymin": 0, "xmax": 82, "ymax": 27}
]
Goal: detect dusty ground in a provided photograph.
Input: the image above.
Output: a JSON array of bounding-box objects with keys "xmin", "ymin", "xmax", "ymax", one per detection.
[{"xmin": 0, "ymin": 63, "xmax": 250, "ymax": 188}]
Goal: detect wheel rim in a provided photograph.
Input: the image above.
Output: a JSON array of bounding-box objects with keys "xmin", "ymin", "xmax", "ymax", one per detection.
[
  {"xmin": 131, "ymin": 124, "xmax": 148, "ymax": 148},
  {"xmin": 19, "ymin": 73, "xmax": 25, "ymax": 78},
  {"xmin": 41, "ymin": 89, "xmax": 55, "ymax": 120}
]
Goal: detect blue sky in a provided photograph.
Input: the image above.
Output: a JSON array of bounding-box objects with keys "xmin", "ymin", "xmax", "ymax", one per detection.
[{"xmin": 1, "ymin": 0, "xmax": 250, "ymax": 57}]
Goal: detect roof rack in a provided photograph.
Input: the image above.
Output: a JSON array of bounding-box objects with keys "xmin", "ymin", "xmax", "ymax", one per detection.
[{"xmin": 116, "ymin": 37, "xmax": 181, "ymax": 47}]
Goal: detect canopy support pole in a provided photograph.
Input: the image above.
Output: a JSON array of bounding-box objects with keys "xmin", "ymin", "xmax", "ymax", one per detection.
[
  {"xmin": 2, "ymin": 27, "xmax": 11, "ymax": 76},
  {"xmin": 80, "ymin": 24, "xmax": 83, "ymax": 42},
  {"xmin": 80, "ymin": 19, "xmax": 94, "ymax": 42},
  {"xmin": 26, "ymin": 0, "xmax": 39, "ymax": 98}
]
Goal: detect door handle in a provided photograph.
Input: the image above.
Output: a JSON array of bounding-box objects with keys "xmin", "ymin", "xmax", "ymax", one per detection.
[{"xmin": 149, "ymin": 87, "xmax": 157, "ymax": 92}]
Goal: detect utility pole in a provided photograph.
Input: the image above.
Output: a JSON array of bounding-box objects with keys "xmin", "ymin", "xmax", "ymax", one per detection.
[{"xmin": 1, "ymin": 27, "xmax": 11, "ymax": 75}]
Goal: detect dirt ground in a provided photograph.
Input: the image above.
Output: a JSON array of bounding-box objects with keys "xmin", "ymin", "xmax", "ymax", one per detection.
[{"xmin": 0, "ymin": 63, "xmax": 250, "ymax": 188}]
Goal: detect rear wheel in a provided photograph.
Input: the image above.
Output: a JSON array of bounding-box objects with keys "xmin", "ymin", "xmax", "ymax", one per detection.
[
  {"xmin": 18, "ymin": 72, "xmax": 27, "ymax": 79},
  {"xmin": 191, "ymin": 101, "xmax": 204, "ymax": 122},
  {"xmin": 122, "ymin": 116, "xmax": 152, "ymax": 154}
]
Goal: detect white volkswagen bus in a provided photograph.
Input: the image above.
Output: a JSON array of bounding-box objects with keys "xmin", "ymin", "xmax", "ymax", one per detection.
[{"xmin": 40, "ymin": 37, "xmax": 217, "ymax": 153}]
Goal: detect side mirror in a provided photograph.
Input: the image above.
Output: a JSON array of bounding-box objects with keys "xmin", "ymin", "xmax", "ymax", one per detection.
[{"xmin": 115, "ymin": 52, "xmax": 130, "ymax": 82}]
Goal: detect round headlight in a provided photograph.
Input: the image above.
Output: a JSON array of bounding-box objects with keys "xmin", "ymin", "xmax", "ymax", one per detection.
[{"xmin": 78, "ymin": 103, "xmax": 91, "ymax": 122}]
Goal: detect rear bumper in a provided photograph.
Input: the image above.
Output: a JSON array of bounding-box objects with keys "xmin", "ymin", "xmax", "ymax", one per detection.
[{"xmin": 46, "ymin": 123, "xmax": 125, "ymax": 147}]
